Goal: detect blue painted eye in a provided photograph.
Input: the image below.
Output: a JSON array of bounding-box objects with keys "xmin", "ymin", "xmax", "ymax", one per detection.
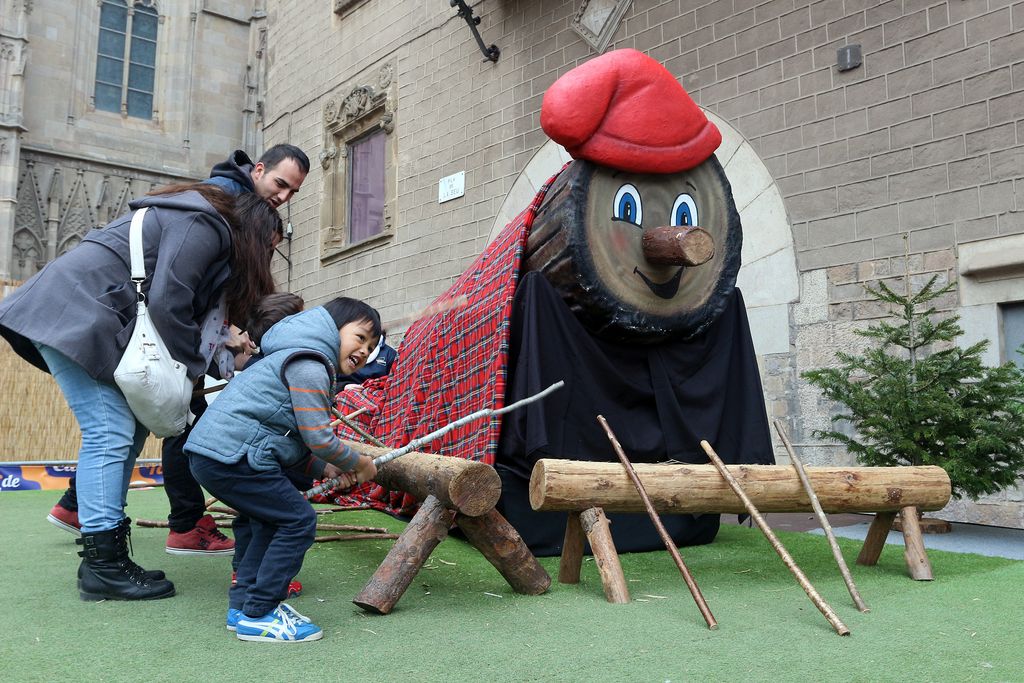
[
  {"xmin": 671, "ymin": 194, "xmax": 698, "ymax": 227},
  {"xmin": 613, "ymin": 184, "xmax": 643, "ymax": 225}
]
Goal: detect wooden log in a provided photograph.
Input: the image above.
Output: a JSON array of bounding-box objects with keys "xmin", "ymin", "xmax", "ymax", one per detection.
[
  {"xmin": 900, "ymin": 506, "xmax": 934, "ymax": 581},
  {"xmin": 352, "ymin": 495, "xmax": 455, "ymax": 615},
  {"xmin": 342, "ymin": 439, "xmax": 501, "ymax": 517},
  {"xmin": 856, "ymin": 512, "xmax": 896, "ymax": 567},
  {"xmin": 641, "ymin": 226, "xmax": 715, "ymax": 266},
  {"xmin": 579, "ymin": 507, "xmax": 630, "ymax": 604},
  {"xmin": 559, "ymin": 514, "xmax": 585, "ymax": 584},
  {"xmin": 530, "ymin": 460, "xmax": 951, "ymax": 514},
  {"xmin": 455, "ymin": 509, "xmax": 552, "ymax": 595}
]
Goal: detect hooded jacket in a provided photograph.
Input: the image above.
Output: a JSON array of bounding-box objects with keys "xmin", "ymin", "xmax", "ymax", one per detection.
[
  {"xmin": 184, "ymin": 307, "xmax": 347, "ymax": 473},
  {"xmin": 0, "ymin": 190, "xmax": 232, "ymax": 382},
  {"xmin": 205, "ymin": 150, "xmax": 256, "ymax": 195}
]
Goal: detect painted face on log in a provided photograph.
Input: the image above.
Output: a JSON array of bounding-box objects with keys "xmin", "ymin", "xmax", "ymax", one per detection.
[{"xmin": 524, "ymin": 158, "xmax": 741, "ymax": 342}]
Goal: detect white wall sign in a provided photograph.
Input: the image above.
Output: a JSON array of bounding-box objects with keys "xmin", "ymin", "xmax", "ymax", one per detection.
[{"xmin": 438, "ymin": 171, "xmax": 465, "ymax": 204}]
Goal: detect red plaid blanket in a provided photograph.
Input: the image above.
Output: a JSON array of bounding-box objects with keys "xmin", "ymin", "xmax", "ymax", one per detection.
[{"xmin": 324, "ymin": 170, "xmax": 563, "ymax": 515}]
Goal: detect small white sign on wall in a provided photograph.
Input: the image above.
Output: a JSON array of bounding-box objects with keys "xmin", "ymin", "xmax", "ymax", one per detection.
[{"xmin": 438, "ymin": 171, "xmax": 465, "ymax": 204}]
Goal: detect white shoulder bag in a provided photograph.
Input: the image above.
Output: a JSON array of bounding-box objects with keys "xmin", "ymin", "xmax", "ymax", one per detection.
[{"xmin": 113, "ymin": 207, "xmax": 192, "ymax": 437}]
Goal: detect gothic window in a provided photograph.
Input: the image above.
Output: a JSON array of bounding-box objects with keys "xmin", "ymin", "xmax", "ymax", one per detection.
[{"xmin": 94, "ymin": 0, "xmax": 158, "ymax": 119}]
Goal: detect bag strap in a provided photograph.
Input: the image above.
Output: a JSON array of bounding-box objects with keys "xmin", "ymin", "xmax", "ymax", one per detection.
[{"xmin": 128, "ymin": 207, "xmax": 149, "ymax": 297}]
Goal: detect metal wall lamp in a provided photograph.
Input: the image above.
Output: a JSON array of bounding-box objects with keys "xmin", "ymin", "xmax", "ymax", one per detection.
[{"xmin": 450, "ymin": 0, "xmax": 500, "ymax": 62}]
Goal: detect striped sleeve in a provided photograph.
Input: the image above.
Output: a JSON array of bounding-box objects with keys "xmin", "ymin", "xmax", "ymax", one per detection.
[{"xmin": 283, "ymin": 358, "xmax": 359, "ymax": 471}]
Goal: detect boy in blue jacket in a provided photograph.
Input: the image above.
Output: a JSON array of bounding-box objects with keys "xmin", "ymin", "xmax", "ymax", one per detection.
[{"xmin": 186, "ymin": 297, "xmax": 379, "ymax": 642}]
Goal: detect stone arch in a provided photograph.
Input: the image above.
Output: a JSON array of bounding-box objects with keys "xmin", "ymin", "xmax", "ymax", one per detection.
[
  {"xmin": 12, "ymin": 228, "xmax": 42, "ymax": 281},
  {"xmin": 487, "ymin": 112, "xmax": 799, "ymax": 357}
]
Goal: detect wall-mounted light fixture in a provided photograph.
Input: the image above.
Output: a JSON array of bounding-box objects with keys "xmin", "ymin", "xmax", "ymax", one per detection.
[{"xmin": 450, "ymin": 0, "xmax": 500, "ymax": 63}]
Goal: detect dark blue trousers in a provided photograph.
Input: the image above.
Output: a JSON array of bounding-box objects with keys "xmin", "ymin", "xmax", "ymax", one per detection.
[{"xmin": 189, "ymin": 456, "xmax": 317, "ymax": 618}]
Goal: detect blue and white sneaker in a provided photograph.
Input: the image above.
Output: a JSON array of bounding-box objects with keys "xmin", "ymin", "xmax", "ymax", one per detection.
[
  {"xmin": 235, "ymin": 603, "xmax": 322, "ymax": 643},
  {"xmin": 226, "ymin": 608, "xmax": 243, "ymax": 632}
]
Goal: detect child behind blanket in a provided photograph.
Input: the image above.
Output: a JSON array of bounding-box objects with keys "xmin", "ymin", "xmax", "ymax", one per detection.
[{"xmin": 185, "ymin": 297, "xmax": 380, "ymax": 643}]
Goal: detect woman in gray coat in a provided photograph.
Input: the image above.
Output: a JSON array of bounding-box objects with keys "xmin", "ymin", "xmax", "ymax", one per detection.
[{"xmin": 0, "ymin": 184, "xmax": 281, "ymax": 602}]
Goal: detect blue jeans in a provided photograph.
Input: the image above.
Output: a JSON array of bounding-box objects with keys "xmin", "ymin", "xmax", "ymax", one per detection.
[
  {"xmin": 190, "ymin": 455, "xmax": 316, "ymax": 618},
  {"xmin": 36, "ymin": 344, "xmax": 148, "ymax": 533}
]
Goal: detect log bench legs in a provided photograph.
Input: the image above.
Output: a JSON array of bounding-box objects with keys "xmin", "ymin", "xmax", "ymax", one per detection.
[
  {"xmin": 455, "ymin": 509, "xmax": 552, "ymax": 595},
  {"xmin": 855, "ymin": 506, "xmax": 933, "ymax": 581},
  {"xmin": 353, "ymin": 496, "xmax": 551, "ymax": 615},
  {"xmin": 353, "ymin": 495, "xmax": 455, "ymax": 615},
  {"xmin": 557, "ymin": 506, "xmax": 630, "ymax": 604}
]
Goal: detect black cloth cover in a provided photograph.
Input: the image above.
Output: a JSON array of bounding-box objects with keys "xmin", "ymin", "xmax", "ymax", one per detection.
[{"xmin": 496, "ymin": 271, "xmax": 774, "ymax": 556}]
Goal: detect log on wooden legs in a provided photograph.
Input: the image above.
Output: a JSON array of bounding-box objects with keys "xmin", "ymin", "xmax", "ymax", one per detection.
[
  {"xmin": 530, "ymin": 460, "xmax": 951, "ymax": 514},
  {"xmin": 342, "ymin": 440, "xmax": 501, "ymax": 516},
  {"xmin": 579, "ymin": 507, "xmax": 630, "ymax": 604},
  {"xmin": 899, "ymin": 506, "xmax": 934, "ymax": 581},
  {"xmin": 455, "ymin": 509, "xmax": 551, "ymax": 595},
  {"xmin": 353, "ymin": 495, "xmax": 455, "ymax": 615},
  {"xmin": 856, "ymin": 512, "xmax": 896, "ymax": 567},
  {"xmin": 559, "ymin": 514, "xmax": 584, "ymax": 584}
]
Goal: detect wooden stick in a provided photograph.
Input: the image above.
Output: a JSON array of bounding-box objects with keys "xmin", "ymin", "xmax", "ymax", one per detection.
[
  {"xmin": 316, "ymin": 505, "xmax": 371, "ymax": 513},
  {"xmin": 598, "ymin": 416, "xmax": 718, "ymax": 629},
  {"xmin": 314, "ymin": 523, "xmax": 389, "ymax": 533},
  {"xmin": 206, "ymin": 505, "xmax": 238, "ymax": 516},
  {"xmin": 380, "ymin": 294, "xmax": 470, "ymax": 331},
  {"xmin": 136, "ymin": 518, "xmax": 231, "ymax": 530},
  {"xmin": 329, "ymin": 407, "xmax": 371, "ymax": 431},
  {"xmin": 305, "ymin": 381, "xmax": 564, "ymax": 499},
  {"xmin": 331, "ymin": 408, "xmax": 385, "ymax": 446},
  {"xmin": 774, "ymin": 420, "xmax": 869, "ymax": 613},
  {"xmin": 700, "ymin": 440, "xmax": 850, "ymax": 636},
  {"xmin": 314, "ymin": 533, "xmax": 400, "ymax": 543}
]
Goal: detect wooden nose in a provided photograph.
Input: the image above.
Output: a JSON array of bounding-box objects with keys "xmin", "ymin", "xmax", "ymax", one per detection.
[{"xmin": 641, "ymin": 226, "xmax": 715, "ymax": 266}]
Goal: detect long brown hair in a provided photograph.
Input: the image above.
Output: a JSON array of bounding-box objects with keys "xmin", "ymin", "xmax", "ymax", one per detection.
[{"xmin": 147, "ymin": 183, "xmax": 283, "ymax": 325}]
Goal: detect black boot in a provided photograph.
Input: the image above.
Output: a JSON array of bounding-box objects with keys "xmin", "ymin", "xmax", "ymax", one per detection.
[
  {"xmin": 76, "ymin": 518, "xmax": 165, "ymax": 586},
  {"xmin": 77, "ymin": 521, "xmax": 175, "ymax": 601}
]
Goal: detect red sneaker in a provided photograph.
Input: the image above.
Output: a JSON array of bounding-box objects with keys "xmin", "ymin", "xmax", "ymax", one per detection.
[
  {"xmin": 166, "ymin": 514, "xmax": 235, "ymax": 556},
  {"xmin": 47, "ymin": 503, "xmax": 81, "ymax": 536},
  {"xmin": 230, "ymin": 571, "xmax": 302, "ymax": 598}
]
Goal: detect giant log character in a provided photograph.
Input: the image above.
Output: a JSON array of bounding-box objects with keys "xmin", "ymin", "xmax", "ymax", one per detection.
[{"xmin": 329, "ymin": 49, "xmax": 773, "ymax": 556}]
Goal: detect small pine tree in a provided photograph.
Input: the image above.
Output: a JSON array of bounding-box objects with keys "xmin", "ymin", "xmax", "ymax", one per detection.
[{"xmin": 802, "ymin": 274, "xmax": 1024, "ymax": 500}]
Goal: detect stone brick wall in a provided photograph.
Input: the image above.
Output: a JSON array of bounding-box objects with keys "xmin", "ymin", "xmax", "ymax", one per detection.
[{"xmin": 263, "ymin": 0, "xmax": 1024, "ymax": 527}]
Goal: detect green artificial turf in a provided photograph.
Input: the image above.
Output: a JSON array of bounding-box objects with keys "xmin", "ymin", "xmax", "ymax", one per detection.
[{"xmin": 1, "ymin": 489, "xmax": 1022, "ymax": 682}]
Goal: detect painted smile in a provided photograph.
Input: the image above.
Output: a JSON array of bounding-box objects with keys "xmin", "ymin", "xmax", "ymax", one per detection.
[{"xmin": 633, "ymin": 266, "xmax": 684, "ymax": 299}]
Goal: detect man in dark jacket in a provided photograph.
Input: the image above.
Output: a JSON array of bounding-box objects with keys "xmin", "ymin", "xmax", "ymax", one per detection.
[{"xmin": 206, "ymin": 144, "xmax": 309, "ymax": 209}]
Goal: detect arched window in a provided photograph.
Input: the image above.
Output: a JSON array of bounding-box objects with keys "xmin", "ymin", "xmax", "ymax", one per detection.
[{"xmin": 94, "ymin": 0, "xmax": 158, "ymax": 119}]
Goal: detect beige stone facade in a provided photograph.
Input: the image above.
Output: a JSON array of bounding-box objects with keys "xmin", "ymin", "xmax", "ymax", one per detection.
[
  {"xmin": 260, "ymin": 0, "xmax": 1024, "ymax": 528},
  {"xmin": 1, "ymin": 0, "xmax": 265, "ymax": 282}
]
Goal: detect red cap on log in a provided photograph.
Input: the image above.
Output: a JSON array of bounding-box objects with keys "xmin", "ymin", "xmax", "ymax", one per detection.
[{"xmin": 541, "ymin": 49, "xmax": 721, "ymax": 174}]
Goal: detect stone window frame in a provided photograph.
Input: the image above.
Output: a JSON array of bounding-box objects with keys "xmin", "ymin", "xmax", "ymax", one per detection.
[
  {"xmin": 319, "ymin": 69, "xmax": 397, "ymax": 263},
  {"xmin": 571, "ymin": 0, "xmax": 632, "ymax": 54}
]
